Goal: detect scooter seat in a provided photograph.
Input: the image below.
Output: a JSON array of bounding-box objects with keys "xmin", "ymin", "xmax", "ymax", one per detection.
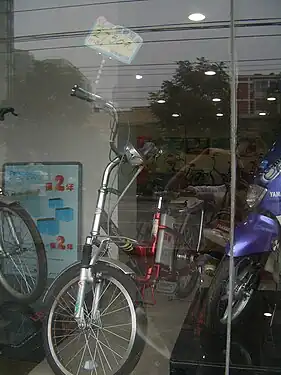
[
  {"xmin": 190, "ymin": 185, "xmax": 227, "ymax": 204},
  {"xmin": 203, "ymin": 227, "xmax": 229, "ymax": 247}
]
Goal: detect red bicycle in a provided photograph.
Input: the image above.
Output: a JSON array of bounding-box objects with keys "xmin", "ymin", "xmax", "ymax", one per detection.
[{"xmin": 124, "ymin": 191, "xmax": 205, "ymax": 304}]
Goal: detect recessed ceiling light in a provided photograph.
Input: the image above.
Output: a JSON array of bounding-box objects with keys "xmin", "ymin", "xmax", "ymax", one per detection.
[
  {"xmin": 259, "ymin": 111, "xmax": 267, "ymax": 116},
  {"xmin": 98, "ymin": 52, "xmax": 102, "ymax": 55},
  {"xmin": 172, "ymin": 113, "xmax": 180, "ymax": 117},
  {"xmin": 267, "ymin": 96, "xmax": 277, "ymax": 101},
  {"xmin": 157, "ymin": 99, "xmax": 166, "ymax": 104},
  {"xmin": 212, "ymin": 98, "xmax": 221, "ymax": 102},
  {"xmin": 216, "ymin": 113, "xmax": 223, "ymax": 117},
  {"xmin": 136, "ymin": 74, "xmax": 143, "ymax": 80},
  {"xmin": 205, "ymin": 70, "xmax": 216, "ymax": 76},
  {"xmin": 188, "ymin": 13, "xmax": 205, "ymax": 22},
  {"xmin": 264, "ymin": 312, "xmax": 272, "ymax": 317}
]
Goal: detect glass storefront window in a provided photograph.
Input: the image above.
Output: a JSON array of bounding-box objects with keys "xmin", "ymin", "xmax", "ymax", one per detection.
[{"xmin": 0, "ymin": 1, "xmax": 280, "ymax": 375}]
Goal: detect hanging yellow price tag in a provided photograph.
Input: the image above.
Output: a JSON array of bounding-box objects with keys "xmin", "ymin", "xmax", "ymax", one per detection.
[{"xmin": 85, "ymin": 16, "xmax": 143, "ymax": 64}]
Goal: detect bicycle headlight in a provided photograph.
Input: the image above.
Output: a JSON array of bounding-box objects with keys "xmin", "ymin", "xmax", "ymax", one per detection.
[
  {"xmin": 246, "ymin": 184, "xmax": 267, "ymax": 209},
  {"xmin": 124, "ymin": 143, "xmax": 144, "ymax": 166}
]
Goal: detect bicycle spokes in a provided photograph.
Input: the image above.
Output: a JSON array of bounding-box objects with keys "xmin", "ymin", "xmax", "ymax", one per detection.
[{"xmin": 50, "ymin": 274, "xmax": 135, "ymax": 375}]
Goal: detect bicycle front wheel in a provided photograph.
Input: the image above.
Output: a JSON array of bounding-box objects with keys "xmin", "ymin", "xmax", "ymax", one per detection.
[
  {"xmin": 43, "ymin": 262, "xmax": 147, "ymax": 375},
  {"xmin": 0, "ymin": 202, "xmax": 47, "ymax": 304}
]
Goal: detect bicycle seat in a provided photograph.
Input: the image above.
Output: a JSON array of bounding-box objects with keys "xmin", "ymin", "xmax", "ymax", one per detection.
[
  {"xmin": 190, "ymin": 185, "xmax": 226, "ymax": 194},
  {"xmin": 189, "ymin": 185, "xmax": 227, "ymax": 205}
]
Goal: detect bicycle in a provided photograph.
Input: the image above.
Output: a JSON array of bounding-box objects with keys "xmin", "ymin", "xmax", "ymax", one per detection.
[
  {"xmin": 43, "ymin": 85, "xmax": 164, "ymax": 375},
  {"xmin": 128, "ymin": 190, "xmax": 204, "ymax": 303},
  {"xmin": 0, "ymin": 107, "xmax": 47, "ymax": 304},
  {"xmin": 186, "ymin": 153, "xmax": 232, "ymax": 187}
]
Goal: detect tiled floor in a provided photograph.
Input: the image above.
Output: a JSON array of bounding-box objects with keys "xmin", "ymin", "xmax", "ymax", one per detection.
[{"xmin": 0, "ymin": 358, "xmax": 36, "ymax": 375}]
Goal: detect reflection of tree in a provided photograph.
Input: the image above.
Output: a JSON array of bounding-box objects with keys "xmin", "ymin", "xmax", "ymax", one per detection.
[
  {"xmin": 7, "ymin": 59, "xmax": 90, "ymax": 123},
  {"xmin": 149, "ymin": 57, "xmax": 230, "ymax": 134},
  {"xmin": 1, "ymin": 57, "xmax": 93, "ymax": 161}
]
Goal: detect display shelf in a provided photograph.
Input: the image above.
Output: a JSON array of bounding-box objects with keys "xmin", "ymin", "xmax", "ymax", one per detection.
[
  {"xmin": 170, "ymin": 288, "xmax": 281, "ymax": 375},
  {"xmin": 0, "ymin": 300, "xmax": 44, "ymax": 363}
]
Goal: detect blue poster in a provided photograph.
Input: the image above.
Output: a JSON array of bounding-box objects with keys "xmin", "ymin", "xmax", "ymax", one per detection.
[{"xmin": 3, "ymin": 162, "xmax": 82, "ymax": 278}]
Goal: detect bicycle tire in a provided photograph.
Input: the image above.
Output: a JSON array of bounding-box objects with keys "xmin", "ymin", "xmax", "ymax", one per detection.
[
  {"xmin": 43, "ymin": 261, "xmax": 147, "ymax": 375},
  {"xmin": 0, "ymin": 202, "xmax": 47, "ymax": 304}
]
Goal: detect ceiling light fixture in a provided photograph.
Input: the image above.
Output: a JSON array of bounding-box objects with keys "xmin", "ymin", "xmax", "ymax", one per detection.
[
  {"xmin": 259, "ymin": 111, "xmax": 267, "ymax": 116},
  {"xmin": 205, "ymin": 70, "xmax": 216, "ymax": 76},
  {"xmin": 216, "ymin": 113, "xmax": 223, "ymax": 117},
  {"xmin": 172, "ymin": 113, "xmax": 180, "ymax": 117},
  {"xmin": 264, "ymin": 312, "xmax": 272, "ymax": 317},
  {"xmin": 188, "ymin": 13, "xmax": 206, "ymax": 22},
  {"xmin": 157, "ymin": 99, "xmax": 166, "ymax": 104},
  {"xmin": 136, "ymin": 74, "xmax": 143, "ymax": 80},
  {"xmin": 212, "ymin": 98, "xmax": 221, "ymax": 102},
  {"xmin": 267, "ymin": 96, "xmax": 277, "ymax": 101}
]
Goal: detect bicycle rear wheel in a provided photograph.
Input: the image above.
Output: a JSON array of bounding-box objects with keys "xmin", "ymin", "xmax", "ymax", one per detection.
[{"xmin": 0, "ymin": 202, "xmax": 47, "ymax": 304}]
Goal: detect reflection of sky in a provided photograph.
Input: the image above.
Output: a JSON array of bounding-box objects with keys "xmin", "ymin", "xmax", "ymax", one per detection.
[{"xmin": 13, "ymin": 0, "xmax": 281, "ymax": 107}]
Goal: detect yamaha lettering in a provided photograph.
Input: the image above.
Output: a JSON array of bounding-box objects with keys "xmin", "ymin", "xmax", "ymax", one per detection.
[{"xmin": 270, "ymin": 192, "xmax": 281, "ymax": 198}]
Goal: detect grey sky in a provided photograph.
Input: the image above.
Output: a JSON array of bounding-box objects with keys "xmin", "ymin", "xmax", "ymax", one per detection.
[{"xmin": 13, "ymin": 0, "xmax": 281, "ymax": 107}]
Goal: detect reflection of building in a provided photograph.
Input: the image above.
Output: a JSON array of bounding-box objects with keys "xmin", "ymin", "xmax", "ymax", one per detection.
[
  {"xmin": 0, "ymin": 0, "xmax": 14, "ymax": 102},
  {"xmin": 238, "ymin": 74, "xmax": 281, "ymax": 116},
  {"xmin": 118, "ymin": 73, "xmax": 281, "ymax": 142},
  {"xmin": 43, "ymin": 58, "xmax": 91, "ymax": 91},
  {"xmin": 14, "ymin": 49, "xmax": 35, "ymax": 79}
]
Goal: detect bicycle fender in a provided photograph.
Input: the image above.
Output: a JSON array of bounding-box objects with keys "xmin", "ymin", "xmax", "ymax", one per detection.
[
  {"xmin": 98, "ymin": 257, "xmax": 135, "ymax": 275},
  {"xmin": 0, "ymin": 195, "xmax": 19, "ymax": 205},
  {"xmin": 42, "ymin": 259, "xmax": 135, "ymax": 304}
]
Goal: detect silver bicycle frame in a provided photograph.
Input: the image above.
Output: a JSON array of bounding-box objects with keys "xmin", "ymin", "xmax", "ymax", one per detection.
[
  {"xmin": 74, "ymin": 157, "xmax": 121, "ymax": 326},
  {"xmin": 74, "ymin": 156, "xmax": 143, "ymax": 327},
  {"xmin": 70, "ymin": 84, "xmax": 152, "ymax": 327}
]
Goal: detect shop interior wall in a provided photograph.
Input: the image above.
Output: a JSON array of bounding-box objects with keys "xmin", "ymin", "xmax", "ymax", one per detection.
[{"xmin": 0, "ymin": 109, "xmax": 120, "ymax": 260}]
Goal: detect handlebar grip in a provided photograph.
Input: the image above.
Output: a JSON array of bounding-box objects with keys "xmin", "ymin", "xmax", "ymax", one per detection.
[
  {"xmin": 71, "ymin": 84, "xmax": 117, "ymax": 117},
  {"xmin": 71, "ymin": 84, "xmax": 95, "ymax": 102},
  {"xmin": 71, "ymin": 84, "xmax": 120, "ymax": 156}
]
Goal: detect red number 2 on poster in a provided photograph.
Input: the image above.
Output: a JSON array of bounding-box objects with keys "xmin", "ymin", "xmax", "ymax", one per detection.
[
  {"xmin": 55, "ymin": 175, "xmax": 65, "ymax": 191},
  {"xmin": 45, "ymin": 175, "xmax": 74, "ymax": 192}
]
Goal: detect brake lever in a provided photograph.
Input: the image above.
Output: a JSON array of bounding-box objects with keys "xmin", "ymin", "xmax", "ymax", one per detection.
[{"xmin": 0, "ymin": 107, "xmax": 18, "ymax": 121}]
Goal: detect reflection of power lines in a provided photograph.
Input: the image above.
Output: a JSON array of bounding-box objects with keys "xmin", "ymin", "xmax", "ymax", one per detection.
[
  {"xmin": 84, "ymin": 67, "xmax": 281, "ymax": 77},
  {"xmin": 0, "ymin": 0, "xmax": 148, "ymax": 13},
  {"xmin": 3, "ymin": 19, "xmax": 281, "ymax": 43},
  {"xmin": 78, "ymin": 58, "xmax": 281, "ymax": 70},
  {"xmin": 82, "ymin": 63, "xmax": 281, "ymax": 71},
  {"xmin": 3, "ymin": 32, "xmax": 281, "ymax": 54}
]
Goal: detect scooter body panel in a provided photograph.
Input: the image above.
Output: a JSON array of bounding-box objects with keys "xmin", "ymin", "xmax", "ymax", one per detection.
[{"xmin": 225, "ymin": 213, "xmax": 279, "ymax": 257}]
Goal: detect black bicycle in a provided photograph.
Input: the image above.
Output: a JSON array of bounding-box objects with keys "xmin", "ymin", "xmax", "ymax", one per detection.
[{"xmin": 0, "ymin": 108, "xmax": 47, "ymax": 304}]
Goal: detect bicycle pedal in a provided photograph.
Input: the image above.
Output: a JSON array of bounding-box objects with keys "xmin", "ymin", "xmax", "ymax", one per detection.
[{"xmin": 156, "ymin": 280, "xmax": 177, "ymax": 295}]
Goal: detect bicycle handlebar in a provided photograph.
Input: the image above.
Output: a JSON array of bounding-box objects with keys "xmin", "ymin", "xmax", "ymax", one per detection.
[
  {"xmin": 71, "ymin": 84, "xmax": 160, "ymax": 163},
  {"xmin": 71, "ymin": 84, "xmax": 119, "ymax": 155},
  {"xmin": 0, "ymin": 107, "xmax": 18, "ymax": 121}
]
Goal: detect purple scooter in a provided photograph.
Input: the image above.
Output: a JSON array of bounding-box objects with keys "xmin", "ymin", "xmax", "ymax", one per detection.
[{"xmin": 206, "ymin": 136, "xmax": 281, "ymax": 330}]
